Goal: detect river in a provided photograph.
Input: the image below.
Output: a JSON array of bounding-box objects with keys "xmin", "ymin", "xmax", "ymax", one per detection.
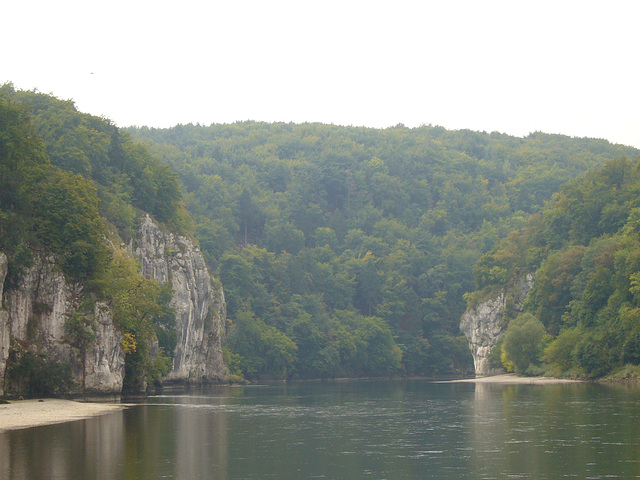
[{"xmin": 1, "ymin": 379, "xmax": 640, "ymax": 479}]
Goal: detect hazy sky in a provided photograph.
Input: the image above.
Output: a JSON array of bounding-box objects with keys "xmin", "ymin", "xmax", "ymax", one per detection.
[{"xmin": 3, "ymin": 1, "xmax": 639, "ymax": 148}]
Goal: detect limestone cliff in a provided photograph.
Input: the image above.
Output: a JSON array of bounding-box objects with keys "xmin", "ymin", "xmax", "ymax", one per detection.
[
  {"xmin": 135, "ymin": 215, "xmax": 228, "ymax": 385},
  {"xmin": 0, "ymin": 253, "xmax": 125, "ymax": 397},
  {"xmin": 460, "ymin": 274, "xmax": 534, "ymax": 376},
  {"xmin": 0, "ymin": 215, "xmax": 228, "ymax": 397},
  {"xmin": 0, "ymin": 254, "xmax": 9, "ymax": 396}
]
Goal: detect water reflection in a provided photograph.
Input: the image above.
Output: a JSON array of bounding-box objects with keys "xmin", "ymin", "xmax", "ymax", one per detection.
[
  {"xmin": 470, "ymin": 382, "xmax": 640, "ymax": 479},
  {"xmin": 119, "ymin": 394, "xmax": 230, "ymax": 480},
  {"xmin": 174, "ymin": 396, "xmax": 228, "ymax": 480},
  {"xmin": 0, "ymin": 410, "xmax": 125, "ymax": 480},
  {"xmin": 2, "ymin": 381, "xmax": 640, "ymax": 479}
]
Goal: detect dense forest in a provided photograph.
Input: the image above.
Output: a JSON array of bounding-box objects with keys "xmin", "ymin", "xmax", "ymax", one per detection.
[
  {"xmin": 0, "ymin": 84, "xmax": 187, "ymax": 393},
  {"xmin": 127, "ymin": 121, "xmax": 639, "ymax": 379},
  {"xmin": 469, "ymin": 156, "xmax": 640, "ymax": 378},
  {"xmin": 3, "ymin": 83, "xmax": 640, "ymax": 384}
]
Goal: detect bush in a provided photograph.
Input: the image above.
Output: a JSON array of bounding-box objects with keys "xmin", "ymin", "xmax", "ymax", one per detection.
[
  {"xmin": 6, "ymin": 351, "xmax": 76, "ymax": 397},
  {"xmin": 502, "ymin": 313, "xmax": 546, "ymax": 375},
  {"xmin": 543, "ymin": 328, "xmax": 581, "ymax": 374},
  {"xmin": 487, "ymin": 337, "xmax": 504, "ymax": 370},
  {"xmin": 573, "ymin": 331, "xmax": 619, "ymax": 377}
]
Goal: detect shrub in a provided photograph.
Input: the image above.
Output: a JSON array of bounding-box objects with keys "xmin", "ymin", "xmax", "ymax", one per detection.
[
  {"xmin": 6, "ymin": 351, "xmax": 76, "ymax": 397},
  {"xmin": 502, "ymin": 313, "xmax": 546, "ymax": 375}
]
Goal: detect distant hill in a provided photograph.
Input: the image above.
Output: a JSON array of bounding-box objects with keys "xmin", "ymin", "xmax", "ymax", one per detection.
[
  {"xmin": 127, "ymin": 121, "xmax": 639, "ymax": 379},
  {"xmin": 4, "ymin": 80, "xmax": 638, "ymax": 384}
]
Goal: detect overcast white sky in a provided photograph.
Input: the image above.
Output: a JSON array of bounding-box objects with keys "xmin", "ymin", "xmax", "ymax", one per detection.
[{"xmin": 2, "ymin": 1, "xmax": 639, "ymax": 148}]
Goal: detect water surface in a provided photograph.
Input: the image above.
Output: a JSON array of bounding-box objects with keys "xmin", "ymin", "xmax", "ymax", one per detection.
[{"xmin": 2, "ymin": 380, "xmax": 640, "ymax": 479}]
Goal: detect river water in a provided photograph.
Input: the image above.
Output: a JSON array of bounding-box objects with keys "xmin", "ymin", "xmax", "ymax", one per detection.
[{"xmin": 2, "ymin": 379, "xmax": 640, "ymax": 479}]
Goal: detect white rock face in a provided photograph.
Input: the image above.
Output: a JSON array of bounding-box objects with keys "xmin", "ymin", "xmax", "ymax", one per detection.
[
  {"xmin": 83, "ymin": 303, "xmax": 125, "ymax": 394},
  {"xmin": 0, "ymin": 215, "xmax": 228, "ymax": 396},
  {"xmin": 460, "ymin": 274, "xmax": 534, "ymax": 376},
  {"xmin": 136, "ymin": 215, "xmax": 228, "ymax": 384},
  {"xmin": 0, "ymin": 253, "xmax": 125, "ymax": 396},
  {"xmin": 0, "ymin": 253, "xmax": 9, "ymax": 396}
]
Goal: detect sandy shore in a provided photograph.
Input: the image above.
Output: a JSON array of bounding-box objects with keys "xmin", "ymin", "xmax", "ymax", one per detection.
[
  {"xmin": 442, "ymin": 373, "xmax": 581, "ymax": 384},
  {"xmin": 0, "ymin": 399, "xmax": 127, "ymax": 433}
]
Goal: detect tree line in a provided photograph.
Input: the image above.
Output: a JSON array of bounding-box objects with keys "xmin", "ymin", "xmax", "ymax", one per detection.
[
  {"xmin": 127, "ymin": 120, "xmax": 638, "ymax": 380},
  {"xmin": 4, "ymin": 83, "xmax": 639, "ymax": 383},
  {"xmin": 471, "ymin": 156, "xmax": 640, "ymax": 378}
]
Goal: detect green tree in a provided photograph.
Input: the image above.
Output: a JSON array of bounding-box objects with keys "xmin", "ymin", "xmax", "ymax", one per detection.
[
  {"xmin": 99, "ymin": 249, "xmax": 174, "ymax": 392},
  {"xmin": 226, "ymin": 307, "xmax": 297, "ymax": 379},
  {"xmin": 27, "ymin": 166, "xmax": 110, "ymax": 281},
  {"xmin": 502, "ymin": 313, "xmax": 546, "ymax": 375},
  {"xmin": 123, "ymin": 117, "xmax": 640, "ymax": 380}
]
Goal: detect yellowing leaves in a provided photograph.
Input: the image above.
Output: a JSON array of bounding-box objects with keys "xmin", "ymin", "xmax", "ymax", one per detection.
[{"xmin": 121, "ymin": 333, "xmax": 137, "ymax": 354}]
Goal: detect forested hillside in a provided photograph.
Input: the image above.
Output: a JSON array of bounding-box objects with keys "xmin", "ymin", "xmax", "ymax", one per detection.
[
  {"xmin": 5, "ymin": 82, "xmax": 638, "ymax": 383},
  {"xmin": 470, "ymin": 156, "xmax": 640, "ymax": 378},
  {"xmin": 0, "ymin": 85, "xmax": 191, "ymax": 393},
  {"xmin": 128, "ymin": 122, "xmax": 639, "ymax": 379}
]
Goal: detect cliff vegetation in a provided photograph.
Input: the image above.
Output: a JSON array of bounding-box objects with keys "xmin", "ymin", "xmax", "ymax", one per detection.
[
  {"xmin": 127, "ymin": 121, "xmax": 638, "ymax": 379},
  {"xmin": 4, "ymin": 82, "xmax": 639, "ymax": 387},
  {"xmin": 468, "ymin": 156, "xmax": 640, "ymax": 378},
  {"xmin": 0, "ymin": 84, "xmax": 215, "ymax": 396}
]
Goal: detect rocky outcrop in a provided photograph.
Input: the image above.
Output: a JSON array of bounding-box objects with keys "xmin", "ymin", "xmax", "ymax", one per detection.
[
  {"xmin": 136, "ymin": 215, "xmax": 228, "ymax": 385},
  {"xmin": 0, "ymin": 253, "xmax": 9, "ymax": 396},
  {"xmin": 83, "ymin": 302, "xmax": 125, "ymax": 395},
  {"xmin": 0, "ymin": 215, "xmax": 228, "ymax": 397},
  {"xmin": 460, "ymin": 274, "xmax": 534, "ymax": 376},
  {"xmin": 0, "ymin": 253, "xmax": 125, "ymax": 396}
]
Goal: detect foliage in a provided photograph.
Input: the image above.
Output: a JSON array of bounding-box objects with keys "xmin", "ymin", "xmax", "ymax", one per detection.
[
  {"xmin": 0, "ymin": 91, "xmax": 111, "ymax": 283},
  {"xmin": 4, "ymin": 84, "xmax": 639, "ymax": 381},
  {"xmin": 486, "ymin": 337, "xmax": 505, "ymax": 370},
  {"xmin": 121, "ymin": 333, "xmax": 138, "ymax": 354},
  {"xmin": 6, "ymin": 350, "xmax": 76, "ymax": 397},
  {"xmin": 226, "ymin": 307, "xmax": 297, "ymax": 379},
  {"xmin": 474, "ymin": 156, "xmax": 640, "ymax": 378},
  {"xmin": 222, "ymin": 346, "xmax": 246, "ymax": 380},
  {"xmin": 0, "ymin": 85, "xmax": 185, "ymax": 392},
  {"xmin": 543, "ymin": 328, "xmax": 582, "ymax": 375},
  {"xmin": 64, "ymin": 311, "xmax": 97, "ymax": 351},
  {"xmin": 1, "ymin": 84, "xmax": 187, "ymax": 235},
  {"xmin": 124, "ymin": 121, "xmax": 636, "ymax": 379},
  {"xmin": 98, "ymin": 249, "xmax": 175, "ymax": 391},
  {"xmin": 501, "ymin": 313, "xmax": 546, "ymax": 375}
]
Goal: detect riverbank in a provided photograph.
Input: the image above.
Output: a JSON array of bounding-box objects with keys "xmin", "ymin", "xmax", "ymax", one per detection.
[
  {"xmin": 0, "ymin": 399, "xmax": 127, "ymax": 433},
  {"xmin": 442, "ymin": 373, "xmax": 581, "ymax": 384}
]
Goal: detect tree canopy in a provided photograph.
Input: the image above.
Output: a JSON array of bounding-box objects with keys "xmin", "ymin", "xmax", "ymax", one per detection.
[
  {"xmin": 0, "ymin": 85, "xmax": 177, "ymax": 392},
  {"xmin": 5, "ymin": 82, "xmax": 639, "ymax": 382},
  {"xmin": 471, "ymin": 156, "xmax": 640, "ymax": 378},
  {"xmin": 126, "ymin": 121, "xmax": 638, "ymax": 379}
]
